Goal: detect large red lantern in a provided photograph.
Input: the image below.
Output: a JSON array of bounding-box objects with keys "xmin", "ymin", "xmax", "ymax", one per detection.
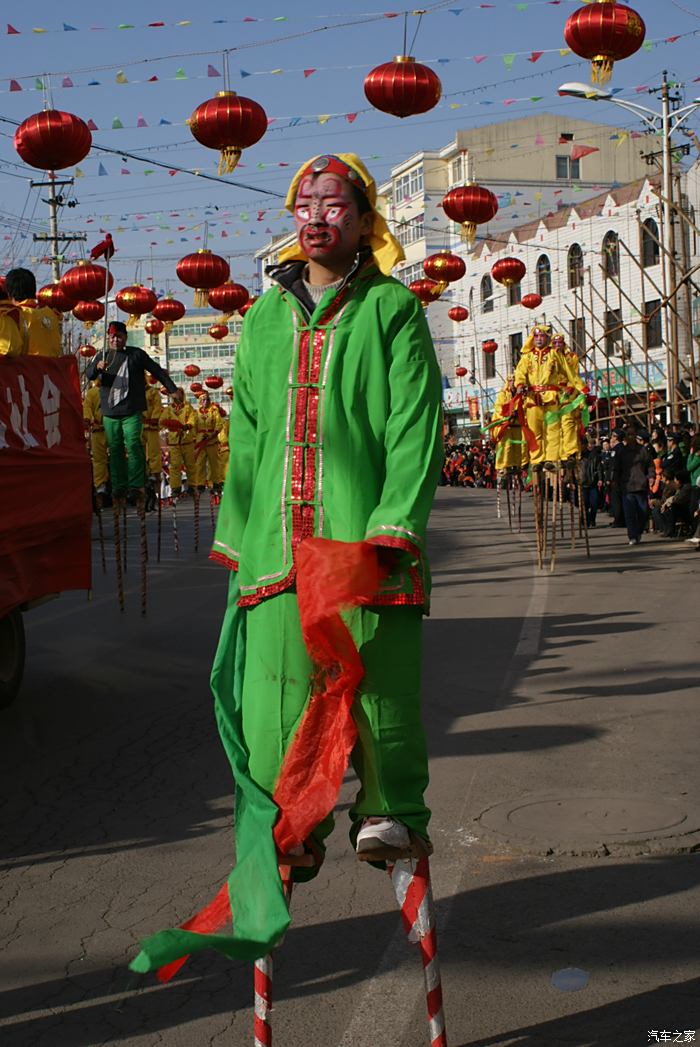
[
  {"xmin": 491, "ymin": 257, "xmax": 527, "ymax": 288},
  {"xmin": 423, "ymin": 252, "xmax": 466, "ymax": 294},
  {"xmin": 208, "ymin": 281, "xmax": 249, "ymax": 318},
  {"xmin": 152, "ymin": 295, "xmax": 186, "ymax": 332},
  {"xmin": 482, "ymin": 339, "xmax": 498, "ymax": 355},
  {"xmin": 37, "ymin": 282, "xmax": 74, "ymax": 312},
  {"xmin": 442, "ymin": 184, "xmax": 499, "ymax": 246},
  {"xmin": 205, "ymin": 375, "xmax": 224, "ymax": 389},
  {"xmin": 72, "ymin": 300, "xmax": 104, "ymax": 329},
  {"xmin": 14, "ymin": 110, "xmax": 92, "ymax": 171},
  {"xmin": 61, "ymin": 260, "xmax": 113, "ymax": 303},
  {"xmin": 364, "ymin": 56, "xmax": 442, "ymax": 119},
  {"xmin": 115, "ymin": 285, "xmax": 158, "ymax": 327},
  {"xmin": 455, "ymin": 366, "xmax": 468, "ymax": 378},
  {"xmin": 208, "ymin": 323, "xmax": 229, "ymax": 341},
  {"xmin": 408, "ymin": 279, "xmax": 442, "ymax": 309},
  {"xmin": 189, "ymin": 91, "xmax": 267, "ymax": 173},
  {"xmin": 79, "ymin": 344, "xmax": 96, "ymax": 358},
  {"xmin": 448, "ymin": 306, "xmax": 470, "ymax": 323},
  {"xmin": 190, "ymin": 382, "xmax": 203, "ymax": 395},
  {"xmin": 176, "ymin": 250, "xmax": 230, "ymax": 307},
  {"xmin": 145, "ymin": 318, "xmax": 165, "ymax": 336},
  {"xmin": 564, "ymin": 2, "xmax": 645, "ymax": 85},
  {"xmin": 521, "ymin": 293, "xmax": 543, "ymax": 310},
  {"xmin": 238, "ymin": 295, "xmax": 258, "ymax": 317},
  {"xmin": 184, "ymin": 364, "xmax": 201, "ymax": 378}
]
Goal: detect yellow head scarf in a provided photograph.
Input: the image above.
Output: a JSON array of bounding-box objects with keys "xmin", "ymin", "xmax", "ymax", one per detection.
[{"xmin": 277, "ymin": 152, "xmax": 404, "ymax": 275}]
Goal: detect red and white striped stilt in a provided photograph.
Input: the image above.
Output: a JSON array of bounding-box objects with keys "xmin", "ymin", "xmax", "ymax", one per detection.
[
  {"xmin": 253, "ymin": 866, "xmax": 293, "ymax": 1046},
  {"xmin": 388, "ymin": 856, "xmax": 447, "ymax": 1047}
]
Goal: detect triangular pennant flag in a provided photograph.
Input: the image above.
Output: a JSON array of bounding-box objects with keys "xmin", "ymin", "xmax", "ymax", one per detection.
[
  {"xmin": 118, "ymin": 24, "xmax": 135, "ymax": 29},
  {"xmin": 318, "ymin": 114, "xmax": 331, "ymax": 125},
  {"xmin": 63, "ymin": 23, "xmax": 77, "ymax": 31},
  {"xmin": 116, "ymin": 71, "xmax": 128, "ymax": 84},
  {"xmin": 529, "ymin": 51, "xmax": 544, "ymax": 63},
  {"xmin": 74, "ymin": 167, "xmax": 85, "ymax": 178},
  {"xmin": 148, "ymin": 75, "xmax": 159, "ymax": 82},
  {"xmin": 473, "ymin": 55, "xmax": 487, "ymax": 64},
  {"xmin": 346, "ymin": 112, "xmax": 358, "ymax": 123},
  {"xmin": 87, "ymin": 119, "xmax": 98, "ymax": 130},
  {"xmin": 303, "ymin": 68, "xmax": 317, "ymax": 78},
  {"xmin": 144, "ymin": 169, "xmax": 155, "ymax": 175},
  {"xmin": 240, "ymin": 69, "xmax": 251, "ymax": 78},
  {"xmin": 98, "ymin": 163, "xmax": 108, "ymax": 176},
  {"xmin": 516, "ymin": 2, "xmax": 528, "ymax": 9},
  {"xmin": 88, "ymin": 80, "xmax": 100, "ymax": 86},
  {"xmin": 112, "ymin": 117, "xmax": 124, "ymax": 129},
  {"xmin": 159, "ymin": 118, "xmax": 171, "ymax": 125},
  {"xmin": 503, "ymin": 54, "xmax": 516, "ymax": 70},
  {"xmin": 137, "ymin": 115, "xmax": 148, "ymax": 127},
  {"xmin": 7, "ymin": 24, "xmax": 19, "ymax": 34},
  {"xmin": 35, "ymin": 78, "xmax": 44, "ymax": 90},
  {"xmin": 120, "ymin": 167, "xmax": 131, "ymax": 175},
  {"xmin": 175, "ymin": 68, "xmax": 187, "ymax": 79},
  {"xmin": 207, "ymin": 65, "xmax": 221, "ymax": 77},
  {"xmin": 9, "ymin": 80, "xmax": 21, "ymax": 91},
  {"xmin": 32, "ymin": 28, "xmax": 48, "ymax": 34}
]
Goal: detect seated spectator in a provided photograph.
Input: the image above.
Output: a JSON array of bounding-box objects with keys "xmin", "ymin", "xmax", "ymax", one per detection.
[{"xmin": 651, "ymin": 470, "xmax": 693, "ymax": 538}]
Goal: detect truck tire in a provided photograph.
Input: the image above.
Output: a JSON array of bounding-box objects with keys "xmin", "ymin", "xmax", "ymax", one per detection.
[{"xmin": 0, "ymin": 609, "xmax": 25, "ymax": 709}]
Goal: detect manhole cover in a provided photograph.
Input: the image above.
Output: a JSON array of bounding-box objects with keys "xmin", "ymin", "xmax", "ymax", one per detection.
[{"xmin": 476, "ymin": 792, "xmax": 700, "ymax": 855}]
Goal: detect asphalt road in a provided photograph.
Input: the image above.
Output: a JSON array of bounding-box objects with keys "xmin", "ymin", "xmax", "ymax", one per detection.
[{"xmin": 1, "ymin": 489, "xmax": 699, "ymax": 1047}]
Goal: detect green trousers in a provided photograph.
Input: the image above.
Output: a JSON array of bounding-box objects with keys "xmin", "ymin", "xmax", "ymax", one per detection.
[{"xmin": 103, "ymin": 413, "xmax": 145, "ymax": 491}]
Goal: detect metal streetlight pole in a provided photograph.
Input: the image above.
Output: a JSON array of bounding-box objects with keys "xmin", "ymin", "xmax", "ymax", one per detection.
[{"xmin": 559, "ymin": 75, "xmax": 700, "ymax": 424}]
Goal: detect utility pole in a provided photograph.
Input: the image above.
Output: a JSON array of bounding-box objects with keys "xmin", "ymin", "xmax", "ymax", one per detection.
[
  {"xmin": 31, "ymin": 172, "xmax": 86, "ymax": 281},
  {"xmin": 660, "ymin": 73, "xmax": 681, "ymax": 424}
]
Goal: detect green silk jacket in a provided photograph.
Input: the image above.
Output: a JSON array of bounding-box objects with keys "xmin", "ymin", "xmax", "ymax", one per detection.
[{"xmin": 211, "ymin": 256, "xmax": 444, "ymax": 609}]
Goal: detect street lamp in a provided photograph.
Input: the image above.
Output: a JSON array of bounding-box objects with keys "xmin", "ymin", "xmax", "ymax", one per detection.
[{"xmin": 559, "ymin": 74, "xmax": 700, "ymax": 422}]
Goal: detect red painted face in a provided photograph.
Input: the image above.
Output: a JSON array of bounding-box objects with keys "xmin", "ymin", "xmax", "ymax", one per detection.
[
  {"xmin": 294, "ymin": 173, "xmax": 365, "ymax": 263},
  {"xmin": 552, "ymin": 336, "xmax": 565, "ymax": 349}
]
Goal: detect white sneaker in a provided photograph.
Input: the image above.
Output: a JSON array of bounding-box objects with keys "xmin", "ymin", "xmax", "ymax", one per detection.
[
  {"xmin": 686, "ymin": 536, "xmax": 700, "ymax": 544},
  {"xmin": 356, "ymin": 817, "xmax": 411, "ymax": 860}
]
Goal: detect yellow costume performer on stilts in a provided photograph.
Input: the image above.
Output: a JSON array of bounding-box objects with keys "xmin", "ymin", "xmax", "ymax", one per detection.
[
  {"xmin": 83, "ymin": 380, "xmax": 109, "ymax": 491},
  {"xmin": 552, "ymin": 334, "xmax": 587, "ymax": 463},
  {"xmin": 142, "ymin": 379, "xmax": 164, "ymax": 478},
  {"xmin": 491, "ymin": 374, "xmax": 529, "ymax": 472},
  {"xmin": 514, "ymin": 325, "xmax": 569, "ymax": 468},
  {"xmin": 160, "ymin": 389, "xmax": 197, "ymax": 495},
  {"xmin": 194, "ymin": 392, "xmax": 224, "ymax": 491}
]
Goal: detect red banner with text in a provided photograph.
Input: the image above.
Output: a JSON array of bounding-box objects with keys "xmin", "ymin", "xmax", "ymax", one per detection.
[{"xmin": 0, "ymin": 356, "xmax": 92, "ymax": 618}]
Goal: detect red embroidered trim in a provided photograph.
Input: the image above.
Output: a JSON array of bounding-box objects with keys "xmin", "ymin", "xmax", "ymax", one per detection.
[
  {"xmin": 209, "ymin": 550, "xmax": 239, "ymax": 571},
  {"xmin": 366, "ymin": 535, "xmax": 421, "ymax": 558},
  {"xmin": 370, "ymin": 565, "xmax": 425, "ymax": 607}
]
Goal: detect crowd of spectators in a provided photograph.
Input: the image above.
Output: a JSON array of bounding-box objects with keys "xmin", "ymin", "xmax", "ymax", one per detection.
[{"xmin": 441, "ymin": 441, "xmax": 497, "ymax": 488}]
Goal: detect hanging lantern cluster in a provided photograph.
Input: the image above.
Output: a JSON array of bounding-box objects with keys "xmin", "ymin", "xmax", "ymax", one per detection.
[
  {"xmin": 72, "ymin": 300, "xmax": 104, "ymax": 329},
  {"xmin": 408, "ymin": 278, "xmax": 442, "ymax": 309},
  {"xmin": 423, "ymin": 252, "xmax": 466, "ymax": 295},
  {"xmin": 521, "ymin": 293, "xmax": 543, "ymax": 310},
  {"xmin": 115, "ymin": 285, "xmax": 158, "ymax": 327},
  {"xmin": 152, "ymin": 295, "xmax": 186, "ymax": 332},
  {"xmin": 189, "ymin": 91, "xmax": 267, "ymax": 173},
  {"xmin": 442, "ymin": 184, "xmax": 498, "ymax": 246},
  {"xmin": 184, "ymin": 364, "xmax": 201, "ymax": 378},
  {"xmin": 448, "ymin": 306, "xmax": 469, "ymax": 323},
  {"xmin": 208, "ymin": 281, "xmax": 249, "ymax": 318},
  {"xmin": 205, "ymin": 375, "xmax": 224, "ymax": 389},
  {"xmin": 491, "ymin": 257, "xmax": 526, "ymax": 288},
  {"xmin": 14, "ymin": 110, "xmax": 92, "ymax": 170},
  {"xmin": 38, "ymin": 282, "xmax": 74, "ymax": 312},
  {"xmin": 482, "ymin": 339, "xmax": 498, "ymax": 355},
  {"xmin": 176, "ymin": 250, "xmax": 230, "ymax": 307},
  {"xmin": 364, "ymin": 56, "xmax": 442, "ymax": 119},
  {"xmin": 145, "ymin": 318, "xmax": 165, "ymax": 337},
  {"xmin": 564, "ymin": 2, "xmax": 646, "ymax": 85},
  {"xmin": 208, "ymin": 323, "xmax": 229, "ymax": 341},
  {"xmin": 61, "ymin": 260, "xmax": 113, "ymax": 303}
]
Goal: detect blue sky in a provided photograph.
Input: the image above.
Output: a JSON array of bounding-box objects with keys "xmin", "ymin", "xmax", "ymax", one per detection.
[{"xmin": 1, "ymin": 0, "xmax": 699, "ymax": 299}]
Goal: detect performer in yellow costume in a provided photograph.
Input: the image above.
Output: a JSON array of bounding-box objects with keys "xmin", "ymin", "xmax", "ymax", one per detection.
[
  {"xmin": 194, "ymin": 391, "xmax": 224, "ymax": 492},
  {"xmin": 82, "ymin": 380, "xmax": 109, "ymax": 493},
  {"xmin": 491, "ymin": 373, "xmax": 529, "ymax": 473},
  {"xmin": 160, "ymin": 388, "xmax": 197, "ymax": 496},
  {"xmin": 142, "ymin": 378, "xmax": 164, "ymax": 479},
  {"xmin": 514, "ymin": 324, "xmax": 569, "ymax": 469},
  {"xmin": 552, "ymin": 334, "xmax": 587, "ymax": 464},
  {"xmin": 217, "ymin": 412, "xmax": 230, "ymax": 486}
]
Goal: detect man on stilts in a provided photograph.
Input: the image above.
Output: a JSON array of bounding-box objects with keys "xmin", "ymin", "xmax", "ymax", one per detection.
[{"xmin": 131, "ymin": 155, "xmax": 446, "ymax": 1034}]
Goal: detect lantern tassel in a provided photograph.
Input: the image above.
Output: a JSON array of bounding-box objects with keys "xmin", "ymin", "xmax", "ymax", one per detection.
[
  {"xmin": 460, "ymin": 221, "xmax": 477, "ymax": 247},
  {"xmin": 591, "ymin": 56, "xmax": 614, "ymax": 85},
  {"xmin": 127, "ymin": 313, "xmax": 139, "ymax": 328},
  {"xmin": 218, "ymin": 146, "xmax": 242, "ymax": 175},
  {"xmin": 194, "ymin": 289, "xmax": 208, "ymax": 308}
]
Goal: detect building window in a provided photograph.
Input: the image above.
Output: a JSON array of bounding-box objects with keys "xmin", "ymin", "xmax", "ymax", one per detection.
[
  {"xmin": 396, "ymin": 213, "xmax": 424, "ymax": 247},
  {"xmin": 483, "ymin": 350, "xmax": 496, "ymax": 379},
  {"xmin": 481, "ymin": 275, "xmax": 494, "ymax": 314},
  {"xmin": 449, "ymin": 154, "xmax": 466, "ymax": 187},
  {"xmin": 509, "ymin": 332, "xmax": 523, "ymax": 370},
  {"xmin": 602, "ymin": 231, "xmax": 619, "ymax": 279},
  {"xmin": 555, "ymin": 155, "xmax": 581, "ymax": 180},
  {"xmin": 394, "ymin": 168, "xmax": 423, "ymax": 203},
  {"xmin": 396, "ymin": 261, "xmax": 425, "ymax": 286},
  {"xmin": 644, "ymin": 299, "xmax": 662, "ymax": 350},
  {"xmin": 568, "ymin": 243, "xmax": 584, "ymax": 289},
  {"xmin": 569, "ymin": 318, "xmax": 586, "ymax": 358},
  {"xmin": 604, "ymin": 308, "xmax": 622, "ymax": 356},
  {"xmin": 508, "ymin": 282, "xmax": 522, "ymax": 306},
  {"xmin": 536, "ymin": 254, "xmax": 552, "ymax": 298},
  {"xmin": 641, "ymin": 219, "xmax": 660, "ymax": 268},
  {"xmin": 409, "ymin": 167, "xmax": 423, "ymax": 196}
]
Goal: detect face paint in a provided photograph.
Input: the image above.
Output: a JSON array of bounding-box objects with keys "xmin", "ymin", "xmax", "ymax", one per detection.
[
  {"xmin": 533, "ymin": 329, "xmax": 549, "ymax": 348},
  {"xmin": 294, "ymin": 173, "xmax": 363, "ymax": 263}
]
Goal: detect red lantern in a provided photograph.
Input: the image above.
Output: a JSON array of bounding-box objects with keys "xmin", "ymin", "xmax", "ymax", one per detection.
[
  {"xmin": 208, "ymin": 323, "xmax": 229, "ymax": 341},
  {"xmin": 612, "ymin": 396, "xmax": 625, "ymax": 409},
  {"xmin": 205, "ymin": 375, "xmax": 224, "ymax": 389},
  {"xmin": 190, "ymin": 382, "xmax": 204, "ymax": 394},
  {"xmin": 61, "ymin": 260, "xmax": 113, "ymax": 303},
  {"xmin": 14, "ymin": 110, "xmax": 92, "ymax": 171},
  {"xmin": 145, "ymin": 318, "xmax": 165, "ymax": 336},
  {"xmin": 482, "ymin": 339, "xmax": 498, "ymax": 355},
  {"xmin": 408, "ymin": 278, "xmax": 442, "ymax": 308},
  {"xmin": 491, "ymin": 257, "xmax": 527, "ymax": 288},
  {"xmin": 225, "ymin": 385, "xmax": 234, "ymax": 399},
  {"xmin": 521, "ymin": 293, "xmax": 543, "ymax": 310},
  {"xmin": 176, "ymin": 250, "xmax": 230, "ymax": 307},
  {"xmin": 79, "ymin": 344, "xmax": 96, "ymax": 358},
  {"xmin": 455, "ymin": 366, "xmax": 468, "ymax": 378},
  {"xmin": 184, "ymin": 364, "xmax": 201, "ymax": 378},
  {"xmin": 448, "ymin": 306, "xmax": 470, "ymax": 323},
  {"xmin": 37, "ymin": 282, "xmax": 74, "ymax": 312},
  {"xmin": 239, "ymin": 295, "xmax": 258, "ymax": 317},
  {"xmin": 442, "ymin": 184, "xmax": 499, "ymax": 246},
  {"xmin": 423, "ymin": 252, "xmax": 466, "ymax": 294},
  {"xmin": 72, "ymin": 300, "xmax": 104, "ymax": 329},
  {"xmin": 208, "ymin": 281, "xmax": 249, "ymax": 318},
  {"xmin": 364, "ymin": 56, "xmax": 442, "ymax": 119},
  {"xmin": 564, "ymin": 2, "xmax": 645, "ymax": 85},
  {"xmin": 152, "ymin": 295, "xmax": 186, "ymax": 332},
  {"xmin": 115, "ymin": 285, "xmax": 158, "ymax": 327},
  {"xmin": 189, "ymin": 91, "xmax": 267, "ymax": 173}
]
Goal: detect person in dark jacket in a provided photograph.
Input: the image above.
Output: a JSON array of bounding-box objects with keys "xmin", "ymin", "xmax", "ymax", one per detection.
[
  {"xmin": 651, "ymin": 470, "xmax": 694, "ymax": 537},
  {"xmin": 581, "ymin": 438, "xmax": 604, "ymax": 527},
  {"xmin": 662, "ymin": 434, "xmax": 684, "ymax": 476},
  {"xmin": 87, "ymin": 320, "xmax": 177, "ymax": 499},
  {"xmin": 614, "ymin": 427, "xmax": 653, "ymax": 545},
  {"xmin": 606, "ymin": 430, "xmax": 626, "ymax": 527}
]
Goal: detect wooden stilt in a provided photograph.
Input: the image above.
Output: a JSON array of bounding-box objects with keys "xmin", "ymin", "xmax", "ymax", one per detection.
[
  {"xmin": 542, "ymin": 472, "xmax": 550, "ymax": 561},
  {"xmin": 194, "ymin": 490, "xmax": 200, "ymax": 553},
  {"xmin": 112, "ymin": 500, "xmax": 125, "ymax": 614},
  {"xmin": 172, "ymin": 497, "xmax": 180, "ymax": 556},
  {"xmin": 96, "ymin": 503, "xmax": 107, "ymax": 575},
  {"xmin": 138, "ymin": 499, "xmax": 147, "ymax": 618},
  {"xmin": 122, "ymin": 503, "xmax": 128, "ymax": 574},
  {"xmin": 157, "ymin": 487, "xmax": 162, "ymax": 563},
  {"xmin": 253, "ymin": 866, "xmax": 293, "ymax": 1047},
  {"xmin": 550, "ymin": 467, "xmax": 559, "ymax": 574},
  {"xmin": 505, "ymin": 475, "xmax": 513, "ymax": 533},
  {"xmin": 533, "ymin": 470, "xmax": 543, "ymax": 571},
  {"xmin": 578, "ymin": 476, "xmax": 591, "ymax": 559}
]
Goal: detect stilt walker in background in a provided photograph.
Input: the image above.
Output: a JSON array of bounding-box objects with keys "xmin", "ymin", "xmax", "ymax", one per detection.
[
  {"xmin": 160, "ymin": 388, "xmax": 197, "ymax": 500},
  {"xmin": 194, "ymin": 391, "xmax": 224, "ymax": 496},
  {"xmin": 130, "ymin": 153, "xmax": 447, "ymax": 1046},
  {"xmin": 142, "ymin": 376, "xmax": 164, "ymax": 513},
  {"xmin": 514, "ymin": 324, "xmax": 568, "ymax": 474},
  {"xmin": 83, "ymin": 379, "xmax": 109, "ymax": 500}
]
